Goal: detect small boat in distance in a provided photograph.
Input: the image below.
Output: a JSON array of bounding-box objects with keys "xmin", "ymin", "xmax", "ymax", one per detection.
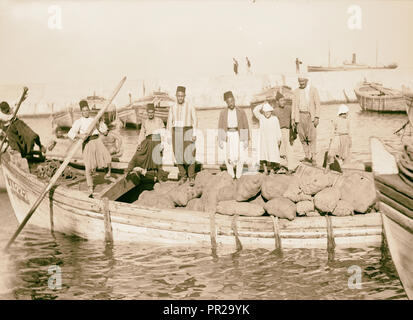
[
  {"xmin": 117, "ymin": 91, "xmax": 174, "ymax": 128},
  {"xmin": 354, "ymin": 82, "xmax": 407, "ymax": 113},
  {"xmin": 370, "ymin": 137, "xmax": 413, "ymax": 299},
  {"xmin": 308, "ymin": 49, "xmax": 398, "ymax": 72},
  {"xmin": 52, "ymin": 94, "xmax": 117, "ymax": 136}
]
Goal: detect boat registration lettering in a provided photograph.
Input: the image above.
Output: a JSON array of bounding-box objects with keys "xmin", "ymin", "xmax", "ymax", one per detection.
[{"xmin": 6, "ymin": 176, "xmax": 30, "ymax": 204}]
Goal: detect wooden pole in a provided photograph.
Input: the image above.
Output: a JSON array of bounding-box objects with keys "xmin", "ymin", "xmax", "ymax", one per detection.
[{"xmin": 3, "ymin": 77, "xmax": 127, "ymax": 252}]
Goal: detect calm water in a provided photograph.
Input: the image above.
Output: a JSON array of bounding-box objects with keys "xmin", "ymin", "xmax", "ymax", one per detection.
[{"xmin": 0, "ymin": 103, "xmax": 410, "ymax": 299}]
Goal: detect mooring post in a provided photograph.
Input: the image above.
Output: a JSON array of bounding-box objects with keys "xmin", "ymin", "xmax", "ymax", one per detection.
[{"xmin": 102, "ymin": 197, "xmax": 113, "ymax": 244}]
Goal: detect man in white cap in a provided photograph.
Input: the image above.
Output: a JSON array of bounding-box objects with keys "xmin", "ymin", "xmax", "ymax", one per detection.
[
  {"xmin": 291, "ymin": 74, "xmax": 321, "ymax": 164},
  {"xmin": 330, "ymin": 104, "xmax": 352, "ymax": 163},
  {"xmin": 253, "ymin": 102, "xmax": 282, "ymax": 175}
]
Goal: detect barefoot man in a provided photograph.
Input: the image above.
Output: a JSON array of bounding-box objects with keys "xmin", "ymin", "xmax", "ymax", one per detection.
[{"xmin": 67, "ymin": 100, "xmax": 112, "ymax": 198}]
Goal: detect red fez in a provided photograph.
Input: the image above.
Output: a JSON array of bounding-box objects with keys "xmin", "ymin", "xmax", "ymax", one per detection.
[
  {"xmin": 176, "ymin": 86, "xmax": 186, "ymax": 94},
  {"xmin": 0, "ymin": 101, "xmax": 10, "ymax": 113},
  {"xmin": 223, "ymin": 91, "xmax": 234, "ymax": 101},
  {"xmin": 146, "ymin": 103, "xmax": 155, "ymax": 111},
  {"xmin": 79, "ymin": 99, "xmax": 89, "ymax": 109}
]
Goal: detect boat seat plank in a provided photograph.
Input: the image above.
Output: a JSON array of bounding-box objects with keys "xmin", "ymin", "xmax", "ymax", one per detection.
[
  {"xmin": 375, "ymin": 174, "xmax": 413, "ymax": 200},
  {"xmin": 96, "ymin": 174, "xmax": 140, "ymax": 200}
]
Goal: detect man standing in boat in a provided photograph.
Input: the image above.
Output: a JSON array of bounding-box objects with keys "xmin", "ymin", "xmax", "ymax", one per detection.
[
  {"xmin": 0, "ymin": 100, "xmax": 46, "ymax": 158},
  {"xmin": 291, "ymin": 74, "xmax": 321, "ymax": 164},
  {"xmin": 67, "ymin": 100, "xmax": 112, "ymax": 198},
  {"xmin": 218, "ymin": 91, "xmax": 250, "ymax": 179},
  {"xmin": 273, "ymin": 91, "xmax": 294, "ymax": 171},
  {"xmin": 125, "ymin": 103, "xmax": 166, "ymax": 179},
  {"xmin": 167, "ymin": 86, "xmax": 198, "ymax": 186}
]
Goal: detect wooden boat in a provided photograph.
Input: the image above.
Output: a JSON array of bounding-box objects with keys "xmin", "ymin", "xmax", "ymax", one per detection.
[
  {"xmin": 52, "ymin": 94, "xmax": 117, "ymax": 134},
  {"xmin": 250, "ymin": 85, "xmax": 293, "ymax": 122},
  {"xmin": 370, "ymin": 137, "xmax": 413, "ymax": 299},
  {"xmin": 404, "ymin": 92, "xmax": 413, "ymax": 121},
  {"xmin": 116, "ymin": 104, "xmax": 140, "ymax": 128},
  {"xmin": 0, "ymin": 150, "xmax": 383, "ymax": 252},
  {"xmin": 354, "ymin": 82, "xmax": 407, "ymax": 113},
  {"xmin": 117, "ymin": 91, "xmax": 175, "ymax": 128}
]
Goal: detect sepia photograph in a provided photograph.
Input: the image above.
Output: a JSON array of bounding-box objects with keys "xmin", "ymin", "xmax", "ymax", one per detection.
[{"xmin": 0, "ymin": 0, "xmax": 412, "ymax": 304}]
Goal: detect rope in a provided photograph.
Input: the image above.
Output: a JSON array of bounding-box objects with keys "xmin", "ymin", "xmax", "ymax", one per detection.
[
  {"xmin": 209, "ymin": 211, "xmax": 217, "ymax": 252},
  {"xmin": 271, "ymin": 215, "xmax": 282, "ymax": 251},
  {"xmin": 231, "ymin": 214, "xmax": 242, "ymax": 251},
  {"xmin": 325, "ymin": 215, "xmax": 336, "ymax": 252},
  {"xmin": 34, "ymin": 159, "xmax": 78, "ymax": 181}
]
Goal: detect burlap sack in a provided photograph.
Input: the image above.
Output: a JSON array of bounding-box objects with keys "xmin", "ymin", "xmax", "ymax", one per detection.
[
  {"xmin": 314, "ymin": 187, "xmax": 341, "ymax": 213},
  {"xmin": 261, "ymin": 174, "xmax": 295, "ymax": 200},
  {"xmin": 216, "ymin": 200, "xmax": 265, "ymax": 217},
  {"xmin": 264, "ymin": 197, "xmax": 296, "ymax": 220},
  {"xmin": 235, "ymin": 173, "xmax": 263, "ymax": 201}
]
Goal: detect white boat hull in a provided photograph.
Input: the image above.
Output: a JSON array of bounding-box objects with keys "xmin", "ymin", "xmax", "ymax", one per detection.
[{"xmin": 2, "ymin": 156, "xmax": 382, "ymax": 252}]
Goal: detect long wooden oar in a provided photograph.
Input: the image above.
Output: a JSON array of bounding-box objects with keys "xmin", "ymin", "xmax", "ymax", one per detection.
[
  {"xmin": 4, "ymin": 77, "xmax": 127, "ymax": 252},
  {"xmin": 0, "ymin": 87, "xmax": 29, "ymax": 154}
]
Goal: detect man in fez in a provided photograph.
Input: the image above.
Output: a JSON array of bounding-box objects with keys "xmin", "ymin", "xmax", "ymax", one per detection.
[
  {"xmin": 218, "ymin": 91, "xmax": 249, "ymax": 179},
  {"xmin": 167, "ymin": 86, "xmax": 198, "ymax": 186}
]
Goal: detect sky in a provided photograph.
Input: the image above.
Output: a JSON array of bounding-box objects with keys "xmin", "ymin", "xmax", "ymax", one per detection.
[{"xmin": 0, "ymin": 0, "xmax": 412, "ymax": 85}]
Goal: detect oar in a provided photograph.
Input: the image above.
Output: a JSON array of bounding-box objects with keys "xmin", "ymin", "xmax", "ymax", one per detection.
[
  {"xmin": 3, "ymin": 77, "xmax": 127, "ymax": 252},
  {"xmin": 0, "ymin": 87, "xmax": 29, "ymax": 154},
  {"xmin": 394, "ymin": 121, "xmax": 409, "ymax": 135}
]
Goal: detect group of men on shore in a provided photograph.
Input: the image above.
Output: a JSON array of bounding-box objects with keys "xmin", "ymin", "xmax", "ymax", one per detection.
[{"xmin": 0, "ymin": 73, "xmax": 352, "ymax": 197}]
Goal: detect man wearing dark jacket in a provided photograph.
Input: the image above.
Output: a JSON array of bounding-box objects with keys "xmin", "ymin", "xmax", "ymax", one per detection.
[{"xmin": 218, "ymin": 91, "xmax": 249, "ymax": 179}]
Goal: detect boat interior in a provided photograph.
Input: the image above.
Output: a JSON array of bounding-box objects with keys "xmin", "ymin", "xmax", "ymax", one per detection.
[{"xmin": 22, "ymin": 151, "xmax": 210, "ymax": 203}]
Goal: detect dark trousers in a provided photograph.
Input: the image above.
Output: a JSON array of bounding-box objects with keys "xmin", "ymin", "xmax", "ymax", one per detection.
[{"xmin": 172, "ymin": 126, "xmax": 196, "ymax": 179}]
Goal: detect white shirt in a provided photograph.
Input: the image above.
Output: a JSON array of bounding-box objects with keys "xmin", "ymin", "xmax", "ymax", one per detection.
[
  {"xmin": 227, "ymin": 108, "xmax": 238, "ymax": 128},
  {"xmin": 167, "ymin": 101, "xmax": 198, "ymax": 133},
  {"xmin": 67, "ymin": 117, "xmax": 107, "ymax": 140}
]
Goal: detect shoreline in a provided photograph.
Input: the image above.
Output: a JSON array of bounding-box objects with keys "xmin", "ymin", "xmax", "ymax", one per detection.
[{"xmin": 1, "ymin": 69, "xmax": 411, "ymax": 115}]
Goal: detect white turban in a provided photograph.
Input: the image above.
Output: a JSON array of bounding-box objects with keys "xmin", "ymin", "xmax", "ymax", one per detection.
[
  {"xmin": 262, "ymin": 102, "xmax": 273, "ymax": 112},
  {"xmin": 297, "ymin": 73, "xmax": 309, "ymax": 80},
  {"xmin": 338, "ymin": 104, "xmax": 349, "ymax": 115}
]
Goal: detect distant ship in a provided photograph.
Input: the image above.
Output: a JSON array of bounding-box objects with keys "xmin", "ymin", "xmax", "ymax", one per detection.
[{"xmin": 307, "ymin": 43, "xmax": 398, "ymax": 72}]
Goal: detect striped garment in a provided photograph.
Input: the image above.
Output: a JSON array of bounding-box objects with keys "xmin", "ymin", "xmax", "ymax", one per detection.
[{"xmin": 166, "ymin": 101, "xmax": 197, "ymax": 134}]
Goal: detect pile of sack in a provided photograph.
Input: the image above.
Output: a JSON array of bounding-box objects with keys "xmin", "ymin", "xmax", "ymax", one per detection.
[{"xmin": 132, "ymin": 166, "xmax": 377, "ymax": 220}]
